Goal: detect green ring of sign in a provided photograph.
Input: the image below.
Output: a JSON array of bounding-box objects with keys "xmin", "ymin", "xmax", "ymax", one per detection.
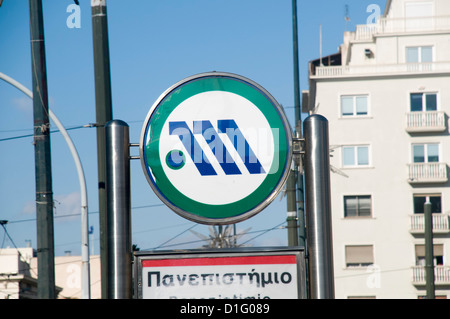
[{"xmin": 139, "ymin": 72, "xmax": 292, "ymax": 225}]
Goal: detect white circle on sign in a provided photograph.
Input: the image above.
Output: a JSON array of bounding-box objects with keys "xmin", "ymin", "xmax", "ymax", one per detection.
[{"xmin": 158, "ymin": 91, "xmax": 275, "ymax": 205}]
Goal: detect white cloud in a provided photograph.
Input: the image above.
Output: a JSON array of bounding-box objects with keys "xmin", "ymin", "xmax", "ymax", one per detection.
[
  {"xmin": 12, "ymin": 96, "xmax": 32, "ymax": 113},
  {"xmin": 12, "ymin": 96, "xmax": 56, "ymax": 113},
  {"xmin": 22, "ymin": 200, "xmax": 36, "ymax": 215},
  {"xmin": 22, "ymin": 192, "xmax": 81, "ymax": 222},
  {"xmin": 54, "ymin": 192, "xmax": 81, "ymax": 221}
]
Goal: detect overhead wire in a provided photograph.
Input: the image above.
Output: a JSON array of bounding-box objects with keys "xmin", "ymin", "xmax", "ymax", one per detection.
[
  {"xmin": 0, "ymin": 106, "xmax": 295, "ymax": 143},
  {"xmin": 147, "ymin": 220, "xmax": 288, "ymax": 250},
  {"xmin": 152, "ymin": 224, "xmax": 198, "ymax": 250},
  {"xmin": 6, "ymin": 202, "xmax": 166, "ymax": 224},
  {"xmin": 0, "ymin": 124, "xmax": 93, "ymax": 142},
  {"xmin": 0, "ymin": 221, "xmax": 38, "ymax": 277}
]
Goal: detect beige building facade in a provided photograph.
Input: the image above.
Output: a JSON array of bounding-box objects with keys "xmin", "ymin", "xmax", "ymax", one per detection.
[
  {"xmin": 0, "ymin": 247, "xmax": 100, "ymax": 299},
  {"xmin": 306, "ymin": 0, "xmax": 450, "ymax": 298}
]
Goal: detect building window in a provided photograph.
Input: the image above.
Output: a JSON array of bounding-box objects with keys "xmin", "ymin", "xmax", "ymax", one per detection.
[
  {"xmin": 410, "ymin": 92, "xmax": 437, "ymax": 112},
  {"xmin": 344, "ymin": 195, "xmax": 372, "ymax": 218},
  {"xmin": 415, "ymin": 244, "xmax": 443, "ymax": 266},
  {"xmin": 345, "ymin": 245, "xmax": 374, "ymax": 268},
  {"xmin": 413, "ymin": 194, "xmax": 441, "ymax": 214},
  {"xmin": 343, "ymin": 145, "xmax": 370, "ymax": 167},
  {"xmin": 406, "ymin": 46, "xmax": 433, "ymax": 63},
  {"xmin": 340, "ymin": 95, "xmax": 368, "ymax": 117},
  {"xmin": 412, "ymin": 144, "xmax": 439, "ymax": 163}
]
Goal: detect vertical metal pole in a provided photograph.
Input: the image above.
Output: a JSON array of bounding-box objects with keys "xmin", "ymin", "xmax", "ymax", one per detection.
[
  {"xmin": 0, "ymin": 71, "xmax": 91, "ymax": 298},
  {"xmin": 81, "ymin": 203, "xmax": 91, "ymax": 299},
  {"xmin": 91, "ymin": 0, "xmax": 113, "ymax": 298},
  {"xmin": 29, "ymin": 0, "xmax": 56, "ymax": 299},
  {"xmin": 105, "ymin": 120, "xmax": 132, "ymax": 299},
  {"xmin": 303, "ymin": 115, "xmax": 334, "ymax": 299},
  {"xmin": 291, "ymin": 0, "xmax": 306, "ymax": 248},
  {"xmin": 424, "ymin": 201, "xmax": 435, "ymax": 299},
  {"xmin": 287, "ymin": 169, "xmax": 298, "ymax": 246}
]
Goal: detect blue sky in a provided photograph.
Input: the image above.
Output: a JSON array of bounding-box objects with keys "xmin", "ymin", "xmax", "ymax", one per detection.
[{"xmin": 0, "ymin": 0, "xmax": 386, "ymax": 256}]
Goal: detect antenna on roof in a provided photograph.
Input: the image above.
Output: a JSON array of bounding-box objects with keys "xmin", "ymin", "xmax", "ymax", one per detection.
[
  {"xmin": 344, "ymin": 4, "xmax": 350, "ymax": 31},
  {"xmin": 320, "ymin": 24, "xmax": 323, "ymax": 66}
]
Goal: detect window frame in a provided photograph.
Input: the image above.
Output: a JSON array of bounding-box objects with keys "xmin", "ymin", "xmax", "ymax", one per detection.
[
  {"xmin": 406, "ymin": 46, "xmax": 434, "ymax": 63},
  {"xmin": 411, "ymin": 143, "xmax": 440, "ymax": 163},
  {"xmin": 345, "ymin": 245, "xmax": 374, "ymax": 268},
  {"xmin": 343, "ymin": 195, "xmax": 373, "ymax": 218},
  {"xmin": 415, "ymin": 244, "xmax": 444, "ymax": 266},
  {"xmin": 342, "ymin": 145, "xmax": 371, "ymax": 168},
  {"xmin": 339, "ymin": 94, "xmax": 370, "ymax": 118},
  {"xmin": 413, "ymin": 194, "xmax": 442, "ymax": 214},
  {"xmin": 409, "ymin": 92, "xmax": 438, "ymax": 112}
]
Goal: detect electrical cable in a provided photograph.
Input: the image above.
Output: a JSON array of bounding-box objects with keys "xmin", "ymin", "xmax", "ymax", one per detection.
[
  {"xmin": 240, "ymin": 221, "xmax": 287, "ymax": 245},
  {"xmin": 153, "ymin": 224, "xmax": 198, "ymax": 249},
  {"xmin": 148, "ymin": 221, "xmax": 288, "ymax": 250},
  {"xmin": 6, "ymin": 203, "xmax": 166, "ymax": 224},
  {"xmin": 0, "ymin": 124, "xmax": 92, "ymax": 142},
  {"xmin": 0, "ymin": 221, "xmax": 38, "ymax": 277}
]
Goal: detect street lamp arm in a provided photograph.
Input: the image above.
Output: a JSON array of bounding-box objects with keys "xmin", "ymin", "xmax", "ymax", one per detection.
[{"xmin": 0, "ymin": 71, "xmax": 91, "ymax": 299}]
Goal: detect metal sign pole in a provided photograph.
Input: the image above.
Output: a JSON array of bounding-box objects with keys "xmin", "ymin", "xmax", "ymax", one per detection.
[
  {"xmin": 303, "ymin": 114, "xmax": 335, "ymax": 299},
  {"xmin": 424, "ymin": 201, "xmax": 435, "ymax": 299},
  {"xmin": 29, "ymin": 0, "xmax": 56, "ymax": 299},
  {"xmin": 105, "ymin": 120, "xmax": 132, "ymax": 299},
  {"xmin": 91, "ymin": 0, "xmax": 113, "ymax": 298}
]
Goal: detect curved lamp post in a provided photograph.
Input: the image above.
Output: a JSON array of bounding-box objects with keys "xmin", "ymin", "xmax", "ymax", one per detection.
[{"xmin": 0, "ymin": 71, "xmax": 91, "ymax": 299}]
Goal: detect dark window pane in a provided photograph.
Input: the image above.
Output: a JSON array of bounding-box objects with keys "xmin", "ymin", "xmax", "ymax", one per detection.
[
  {"xmin": 425, "ymin": 94, "xmax": 437, "ymax": 111},
  {"xmin": 414, "ymin": 196, "xmax": 426, "ymax": 214},
  {"xmin": 344, "ymin": 196, "xmax": 357, "ymax": 217},
  {"xmin": 430, "ymin": 196, "xmax": 442, "ymax": 213},
  {"xmin": 410, "ymin": 93, "xmax": 423, "ymax": 112},
  {"xmin": 414, "ymin": 195, "xmax": 441, "ymax": 214},
  {"xmin": 358, "ymin": 196, "xmax": 372, "ymax": 216},
  {"xmin": 344, "ymin": 195, "xmax": 371, "ymax": 217}
]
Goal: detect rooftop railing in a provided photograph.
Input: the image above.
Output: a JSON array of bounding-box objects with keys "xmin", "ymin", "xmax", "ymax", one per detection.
[{"xmin": 355, "ymin": 15, "xmax": 450, "ymax": 41}]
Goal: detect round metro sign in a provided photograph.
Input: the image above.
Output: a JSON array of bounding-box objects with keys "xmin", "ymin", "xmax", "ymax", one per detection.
[{"xmin": 139, "ymin": 72, "xmax": 292, "ymax": 224}]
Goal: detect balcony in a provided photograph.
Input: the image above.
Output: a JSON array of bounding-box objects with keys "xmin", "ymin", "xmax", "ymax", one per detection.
[
  {"xmin": 412, "ymin": 266, "xmax": 450, "ymax": 286},
  {"xmin": 407, "ymin": 162, "xmax": 448, "ymax": 184},
  {"xmin": 410, "ymin": 214, "xmax": 450, "ymax": 234},
  {"xmin": 354, "ymin": 15, "xmax": 450, "ymax": 41},
  {"xmin": 406, "ymin": 111, "xmax": 447, "ymax": 133},
  {"xmin": 312, "ymin": 62, "xmax": 450, "ymax": 79},
  {"xmin": 379, "ymin": 15, "xmax": 450, "ymax": 35}
]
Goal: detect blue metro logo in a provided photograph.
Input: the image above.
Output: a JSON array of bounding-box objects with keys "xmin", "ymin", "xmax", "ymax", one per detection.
[{"xmin": 168, "ymin": 119, "xmax": 266, "ymax": 176}]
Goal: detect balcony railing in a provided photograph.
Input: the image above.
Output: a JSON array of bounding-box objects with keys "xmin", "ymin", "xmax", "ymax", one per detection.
[
  {"xmin": 407, "ymin": 162, "xmax": 448, "ymax": 184},
  {"xmin": 379, "ymin": 15, "xmax": 450, "ymax": 35},
  {"xmin": 312, "ymin": 62, "xmax": 450, "ymax": 78},
  {"xmin": 410, "ymin": 214, "xmax": 450, "ymax": 234},
  {"xmin": 412, "ymin": 266, "xmax": 450, "ymax": 286},
  {"xmin": 354, "ymin": 16, "xmax": 450, "ymax": 41},
  {"xmin": 406, "ymin": 111, "xmax": 446, "ymax": 133}
]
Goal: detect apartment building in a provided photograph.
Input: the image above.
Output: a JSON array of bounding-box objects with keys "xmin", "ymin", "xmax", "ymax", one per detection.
[{"xmin": 305, "ymin": 0, "xmax": 450, "ymax": 298}]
